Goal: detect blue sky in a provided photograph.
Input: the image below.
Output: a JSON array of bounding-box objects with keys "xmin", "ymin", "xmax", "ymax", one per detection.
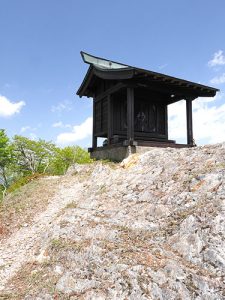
[{"xmin": 0, "ymin": 0, "xmax": 225, "ymax": 147}]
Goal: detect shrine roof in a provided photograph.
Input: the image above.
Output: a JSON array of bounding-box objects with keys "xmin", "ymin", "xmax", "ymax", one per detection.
[{"xmin": 77, "ymin": 51, "xmax": 219, "ymax": 99}]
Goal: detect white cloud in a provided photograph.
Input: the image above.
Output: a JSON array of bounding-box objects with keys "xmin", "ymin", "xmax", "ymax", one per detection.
[
  {"xmin": 168, "ymin": 94, "xmax": 225, "ymax": 145},
  {"xmin": 208, "ymin": 50, "xmax": 225, "ymax": 67},
  {"xmin": 168, "ymin": 100, "xmax": 186, "ymax": 142},
  {"xmin": 20, "ymin": 125, "xmax": 38, "ymax": 134},
  {"xmin": 0, "ymin": 95, "xmax": 25, "ymax": 117},
  {"xmin": 20, "ymin": 126, "xmax": 31, "ymax": 133},
  {"xmin": 52, "ymin": 121, "xmax": 72, "ymax": 128},
  {"xmin": 51, "ymin": 100, "xmax": 73, "ymax": 113},
  {"xmin": 210, "ymin": 73, "xmax": 225, "ymax": 85},
  {"xmin": 52, "ymin": 121, "xmax": 63, "ymax": 128},
  {"xmin": 56, "ymin": 117, "xmax": 92, "ymax": 145}
]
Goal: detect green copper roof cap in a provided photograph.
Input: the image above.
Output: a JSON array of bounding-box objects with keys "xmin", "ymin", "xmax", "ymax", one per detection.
[{"xmin": 81, "ymin": 51, "xmax": 129, "ymax": 69}]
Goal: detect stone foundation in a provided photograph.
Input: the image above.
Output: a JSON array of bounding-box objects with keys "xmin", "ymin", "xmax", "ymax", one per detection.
[
  {"xmin": 90, "ymin": 144, "xmax": 189, "ymax": 162},
  {"xmin": 90, "ymin": 146, "xmax": 135, "ymax": 162},
  {"xmin": 89, "ymin": 143, "xmax": 191, "ymax": 162}
]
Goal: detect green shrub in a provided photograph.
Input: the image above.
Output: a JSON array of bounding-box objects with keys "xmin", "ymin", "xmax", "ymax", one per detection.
[
  {"xmin": 0, "ymin": 130, "xmax": 93, "ymax": 195},
  {"xmin": 7, "ymin": 173, "xmax": 46, "ymax": 194},
  {"xmin": 49, "ymin": 146, "xmax": 93, "ymax": 175}
]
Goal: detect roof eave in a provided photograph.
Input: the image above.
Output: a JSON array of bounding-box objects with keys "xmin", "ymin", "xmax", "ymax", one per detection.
[
  {"xmin": 77, "ymin": 52, "xmax": 220, "ymax": 99},
  {"xmin": 76, "ymin": 66, "xmax": 94, "ymax": 97},
  {"xmin": 134, "ymin": 68, "xmax": 219, "ymax": 95}
]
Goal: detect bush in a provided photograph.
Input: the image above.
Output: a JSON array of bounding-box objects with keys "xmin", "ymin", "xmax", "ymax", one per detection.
[
  {"xmin": 49, "ymin": 146, "xmax": 92, "ymax": 175},
  {"xmin": 7, "ymin": 174, "xmax": 46, "ymax": 194},
  {"xmin": 0, "ymin": 130, "xmax": 93, "ymax": 195}
]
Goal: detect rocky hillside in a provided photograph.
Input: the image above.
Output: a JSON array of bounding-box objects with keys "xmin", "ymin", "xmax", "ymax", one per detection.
[{"xmin": 0, "ymin": 143, "xmax": 225, "ymax": 299}]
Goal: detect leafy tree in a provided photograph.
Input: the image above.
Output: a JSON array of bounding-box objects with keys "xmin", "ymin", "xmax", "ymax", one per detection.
[
  {"xmin": 12, "ymin": 135, "xmax": 56, "ymax": 175},
  {"xmin": 50, "ymin": 146, "xmax": 92, "ymax": 175},
  {"xmin": 0, "ymin": 132, "xmax": 92, "ymax": 198},
  {"xmin": 0, "ymin": 129, "xmax": 12, "ymax": 189}
]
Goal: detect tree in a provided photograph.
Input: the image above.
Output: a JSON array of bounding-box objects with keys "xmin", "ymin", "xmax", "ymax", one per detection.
[
  {"xmin": 12, "ymin": 135, "xmax": 56, "ymax": 175},
  {"xmin": 0, "ymin": 129, "xmax": 12, "ymax": 191},
  {"xmin": 50, "ymin": 146, "xmax": 92, "ymax": 175},
  {"xmin": 0, "ymin": 132, "xmax": 92, "ymax": 198}
]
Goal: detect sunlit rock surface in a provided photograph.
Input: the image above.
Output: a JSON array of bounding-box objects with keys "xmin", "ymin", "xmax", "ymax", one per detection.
[{"xmin": 1, "ymin": 143, "xmax": 225, "ymax": 299}]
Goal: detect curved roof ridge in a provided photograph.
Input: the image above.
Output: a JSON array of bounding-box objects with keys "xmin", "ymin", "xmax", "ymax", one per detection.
[{"xmin": 81, "ymin": 51, "xmax": 129, "ymax": 69}]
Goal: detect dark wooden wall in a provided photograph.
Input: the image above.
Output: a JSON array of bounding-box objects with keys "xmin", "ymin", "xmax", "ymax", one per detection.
[
  {"xmin": 94, "ymin": 97, "xmax": 108, "ymax": 137},
  {"xmin": 111, "ymin": 90, "xmax": 168, "ymax": 140},
  {"xmin": 134, "ymin": 99, "xmax": 167, "ymax": 136},
  {"xmin": 113, "ymin": 93, "xmax": 127, "ymax": 133},
  {"xmin": 94, "ymin": 82, "xmax": 168, "ymax": 142}
]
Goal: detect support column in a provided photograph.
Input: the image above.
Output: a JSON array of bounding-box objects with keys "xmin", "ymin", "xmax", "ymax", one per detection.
[
  {"xmin": 127, "ymin": 87, "xmax": 134, "ymax": 145},
  {"xmin": 92, "ymin": 99, "xmax": 97, "ymax": 149},
  {"xmin": 165, "ymin": 104, "xmax": 168, "ymax": 140},
  {"xmin": 186, "ymin": 98, "xmax": 194, "ymax": 146},
  {"xmin": 107, "ymin": 94, "xmax": 112, "ymax": 145}
]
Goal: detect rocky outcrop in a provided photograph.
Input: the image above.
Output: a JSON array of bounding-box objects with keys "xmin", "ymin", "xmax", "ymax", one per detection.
[{"xmin": 0, "ymin": 143, "xmax": 225, "ymax": 299}]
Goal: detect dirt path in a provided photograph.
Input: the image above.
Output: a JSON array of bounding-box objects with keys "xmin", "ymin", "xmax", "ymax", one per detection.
[{"xmin": 0, "ymin": 177, "xmax": 83, "ymax": 291}]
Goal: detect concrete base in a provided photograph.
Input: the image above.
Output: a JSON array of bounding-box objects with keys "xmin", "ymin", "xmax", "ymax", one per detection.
[
  {"xmin": 90, "ymin": 144, "xmax": 190, "ymax": 162},
  {"xmin": 90, "ymin": 146, "xmax": 135, "ymax": 162}
]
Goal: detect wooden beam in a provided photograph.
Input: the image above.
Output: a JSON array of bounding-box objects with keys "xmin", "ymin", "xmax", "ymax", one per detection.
[
  {"xmin": 77, "ymin": 66, "xmax": 94, "ymax": 97},
  {"xmin": 136, "ymin": 78, "xmax": 216, "ymax": 98},
  {"xmin": 167, "ymin": 95, "xmax": 185, "ymax": 104},
  {"xmin": 92, "ymin": 99, "xmax": 97, "ymax": 149},
  {"xmin": 107, "ymin": 94, "xmax": 113, "ymax": 145},
  {"xmin": 136, "ymin": 81, "xmax": 197, "ymax": 98},
  {"xmin": 165, "ymin": 105, "xmax": 168, "ymax": 139},
  {"xmin": 186, "ymin": 98, "xmax": 194, "ymax": 146},
  {"xmin": 95, "ymin": 82, "xmax": 126, "ymax": 102},
  {"xmin": 127, "ymin": 87, "xmax": 134, "ymax": 145}
]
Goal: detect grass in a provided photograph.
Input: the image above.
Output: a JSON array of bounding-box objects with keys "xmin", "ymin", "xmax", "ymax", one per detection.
[
  {"xmin": 65, "ymin": 201, "xmax": 77, "ymax": 209},
  {"xmin": 50, "ymin": 238, "xmax": 91, "ymax": 252},
  {"xmin": 3, "ymin": 262, "xmax": 61, "ymax": 299},
  {"xmin": 51, "ymin": 238, "xmax": 67, "ymax": 250},
  {"xmin": 3, "ymin": 237, "xmax": 92, "ymax": 297},
  {"xmin": 101, "ymin": 159, "xmax": 120, "ymax": 168},
  {"xmin": 0, "ymin": 176, "xmax": 60, "ymax": 240},
  {"xmin": 96, "ymin": 184, "xmax": 107, "ymax": 195}
]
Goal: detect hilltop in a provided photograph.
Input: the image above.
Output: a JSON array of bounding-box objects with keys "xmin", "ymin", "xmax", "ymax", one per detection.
[{"xmin": 0, "ymin": 143, "xmax": 225, "ymax": 299}]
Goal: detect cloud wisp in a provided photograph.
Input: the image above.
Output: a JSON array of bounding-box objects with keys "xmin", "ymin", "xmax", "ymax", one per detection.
[
  {"xmin": 20, "ymin": 126, "xmax": 31, "ymax": 133},
  {"xmin": 51, "ymin": 100, "xmax": 73, "ymax": 114},
  {"xmin": 52, "ymin": 121, "xmax": 72, "ymax": 129},
  {"xmin": 0, "ymin": 95, "xmax": 25, "ymax": 117},
  {"xmin": 208, "ymin": 50, "xmax": 225, "ymax": 67},
  {"xmin": 56, "ymin": 117, "xmax": 92, "ymax": 145},
  {"xmin": 210, "ymin": 73, "xmax": 225, "ymax": 85}
]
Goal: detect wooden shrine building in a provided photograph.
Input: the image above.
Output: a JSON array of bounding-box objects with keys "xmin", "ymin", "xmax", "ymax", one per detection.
[{"xmin": 77, "ymin": 52, "xmax": 219, "ymax": 161}]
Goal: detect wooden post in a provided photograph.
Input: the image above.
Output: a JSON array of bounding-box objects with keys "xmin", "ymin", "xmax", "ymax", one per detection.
[
  {"xmin": 127, "ymin": 87, "xmax": 134, "ymax": 145},
  {"xmin": 186, "ymin": 98, "xmax": 194, "ymax": 146},
  {"xmin": 165, "ymin": 105, "xmax": 168, "ymax": 140},
  {"xmin": 107, "ymin": 94, "xmax": 112, "ymax": 145},
  {"xmin": 92, "ymin": 99, "xmax": 97, "ymax": 149}
]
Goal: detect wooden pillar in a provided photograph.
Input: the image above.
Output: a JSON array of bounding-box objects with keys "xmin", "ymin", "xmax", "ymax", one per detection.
[
  {"xmin": 107, "ymin": 94, "xmax": 113, "ymax": 145},
  {"xmin": 127, "ymin": 87, "xmax": 134, "ymax": 145},
  {"xmin": 165, "ymin": 105, "xmax": 168, "ymax": 140},
  {"xmin": 186, "ymin": 98, "xmax": 193, "ymax": 146},
  {"xmin": 92, "ymin": 99, "xmax": 97, "ymax": 149}
]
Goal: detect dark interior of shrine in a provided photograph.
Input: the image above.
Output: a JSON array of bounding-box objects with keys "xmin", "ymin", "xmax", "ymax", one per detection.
[{"xmin": 94, "ymin": 87, "xmax": 174, "ymax": 146}]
